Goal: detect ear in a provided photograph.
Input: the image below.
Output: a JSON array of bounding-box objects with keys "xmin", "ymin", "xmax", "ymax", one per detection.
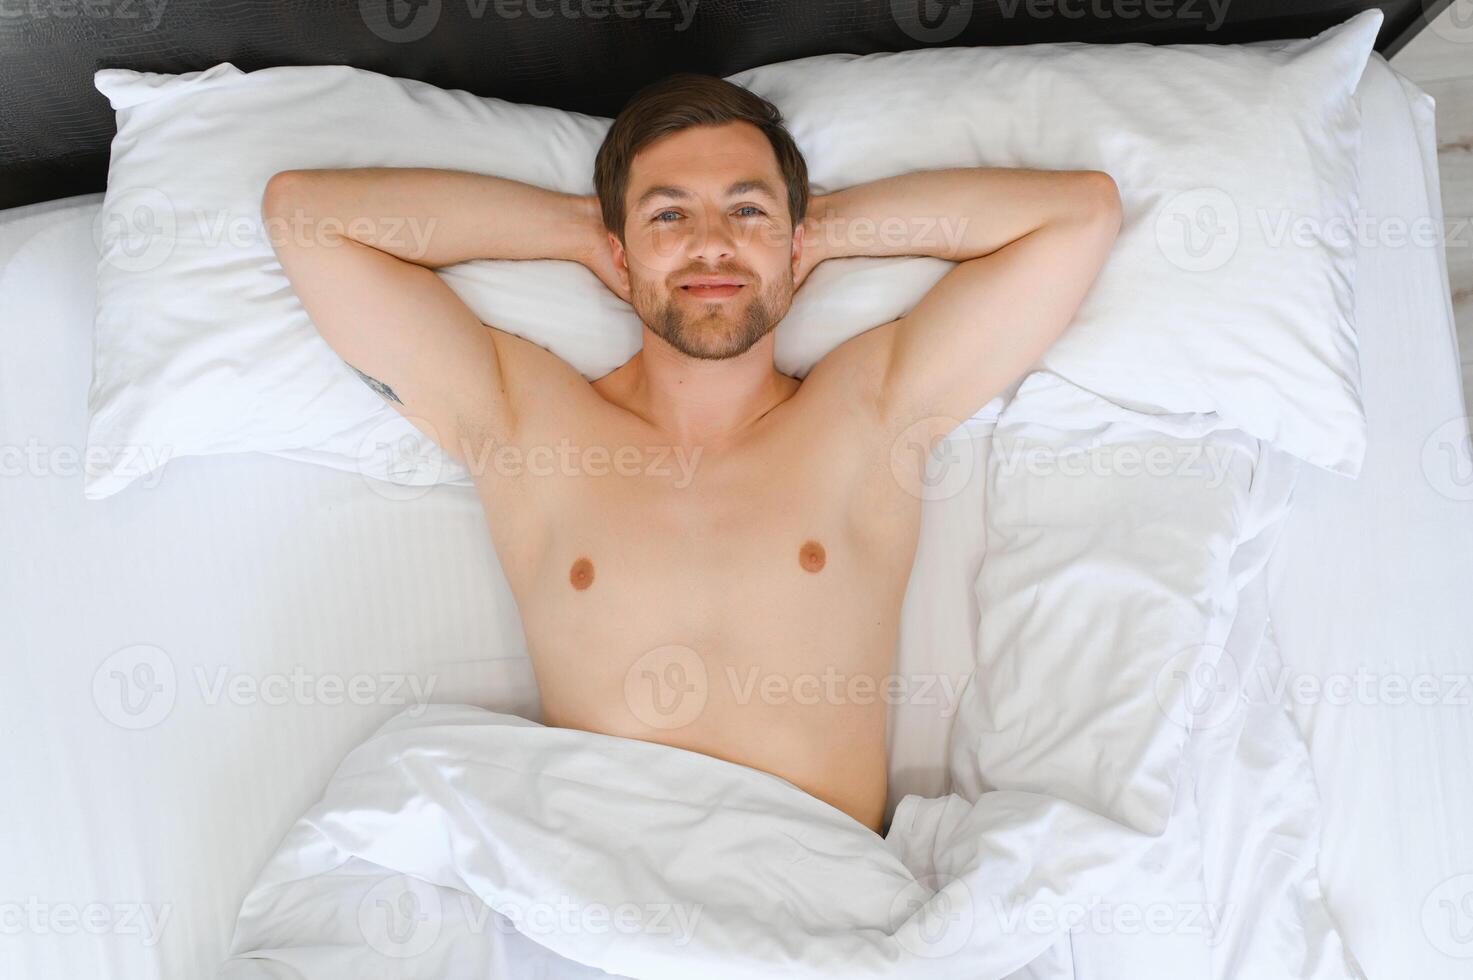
[
  {"xmin": 791, "ymin": 213, "xmax": 823, "ymax": 289},
  {"xmin": 608, "ymin": 230, "xmax": 631, "ymax": 290}
]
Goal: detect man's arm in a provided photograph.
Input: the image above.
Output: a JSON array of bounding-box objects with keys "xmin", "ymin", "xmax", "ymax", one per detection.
[
  {"xmin": 803, "ymin": 167, "xmax": 1121, "ymax": 435},
  {"xmin": 260, "ymin": 167, "xmax": 604, "ymax": 462}
]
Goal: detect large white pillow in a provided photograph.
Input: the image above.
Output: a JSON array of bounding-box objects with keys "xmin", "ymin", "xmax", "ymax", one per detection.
[
  {"xmin": 85, "ymin": 10, "xmax": 1380, "ymax": 499},
  {"xmin": 739, "ymin": 10, "xmax": 1381, "ymax": 477}
]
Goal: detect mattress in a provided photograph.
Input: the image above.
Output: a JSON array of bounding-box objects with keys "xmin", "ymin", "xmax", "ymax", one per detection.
[
  {"xmin": 1262, "ymin": 58, "xmax": 1473, "ymax": 980},
  {"xmin": 0, "ymin": 53, "xmax": 1467, "ymax": 980}
]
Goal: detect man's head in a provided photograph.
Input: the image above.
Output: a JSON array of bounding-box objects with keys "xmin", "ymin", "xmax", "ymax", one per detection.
[{"xmin": 594, "ymin": 73, "xmax": 810, "ymax": 361}]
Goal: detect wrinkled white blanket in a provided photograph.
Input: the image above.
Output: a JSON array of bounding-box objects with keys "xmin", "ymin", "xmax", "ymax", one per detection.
[
  {"xmin": 221, "ymin": 382, "xmax": 1363, "ymax": 979},
  {"xmin": 221, "ymin": 705, "xmax": 1171, "ymax": 979}
]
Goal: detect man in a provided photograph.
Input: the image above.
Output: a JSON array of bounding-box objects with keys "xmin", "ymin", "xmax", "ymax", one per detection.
[{"xmin": 261, "ymin": 73, "xmax": 1120, "ymax": 834}]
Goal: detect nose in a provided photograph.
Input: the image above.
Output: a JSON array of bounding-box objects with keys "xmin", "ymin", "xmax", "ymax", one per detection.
[{"xmin": 688, "ymin": 207, "xmax": 737, "ymax": 265}]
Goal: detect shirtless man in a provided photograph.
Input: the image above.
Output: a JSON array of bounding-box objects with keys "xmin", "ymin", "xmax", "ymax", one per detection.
[{"xmin": 261, "ymin": 73, "xmax": 1120, "ymax": 834}]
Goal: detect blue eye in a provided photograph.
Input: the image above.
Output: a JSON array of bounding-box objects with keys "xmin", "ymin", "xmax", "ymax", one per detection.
[
  {"xmin": 735, "ymin": 205, "xmax": 763, "ymax": 218},
  {"xmin": 654, "ymin": 210, "xmax": 681, "ymax": 223}
]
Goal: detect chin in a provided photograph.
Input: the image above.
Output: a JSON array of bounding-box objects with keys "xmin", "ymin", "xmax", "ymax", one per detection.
[
  {"xmin": 633, "ymin": 281, "xmax": 786, "ymax": 361},
  {"xmin": 671, "ymin": 331, "xmax": 764, "ymax": 361}
]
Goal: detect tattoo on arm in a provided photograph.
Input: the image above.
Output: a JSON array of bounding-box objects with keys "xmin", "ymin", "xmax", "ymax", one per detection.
[{"xmin": 347, "ymin": 362, "xmax": 403, "ymax": 405}]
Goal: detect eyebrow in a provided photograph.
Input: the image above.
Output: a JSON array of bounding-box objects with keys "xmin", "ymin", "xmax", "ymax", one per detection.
[{"xmin": 634, "ymin": 178, "xmax": 781, "ymax": 211}]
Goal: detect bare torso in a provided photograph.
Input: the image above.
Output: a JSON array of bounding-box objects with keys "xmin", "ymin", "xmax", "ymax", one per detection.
[
  {"xmin": 467, "ymin": 330, "xmax": 926, "ymax": 833},
  {"xmin": 260, "ymin": 147, "xmax": 1118, "ymax": 834}
]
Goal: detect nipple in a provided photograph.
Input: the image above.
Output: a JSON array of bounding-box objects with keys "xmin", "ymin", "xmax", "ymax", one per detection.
[
  {"xmin": 798, "ymin": 539, "xmax": 826, "ymax": 573},
  {"xmin": 570, "ymin": 556, "xmax": 595, "ymax": 590}
]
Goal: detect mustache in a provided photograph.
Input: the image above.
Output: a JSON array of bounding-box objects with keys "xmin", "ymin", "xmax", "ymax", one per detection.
[{"xmin": 670, "ymin": 264, "xmax": 756, "ymax": 284}]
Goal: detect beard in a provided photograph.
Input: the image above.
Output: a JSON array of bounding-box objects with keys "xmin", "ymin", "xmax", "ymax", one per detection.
[{"xmin": 630, "ymin": 263, "xmax": 794, "ymax": 361}]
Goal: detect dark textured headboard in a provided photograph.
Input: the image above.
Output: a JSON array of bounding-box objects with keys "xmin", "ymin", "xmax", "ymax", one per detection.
[{"xmin": 0, "ymin": 0, "xmax": 1452, "ymax": 211}]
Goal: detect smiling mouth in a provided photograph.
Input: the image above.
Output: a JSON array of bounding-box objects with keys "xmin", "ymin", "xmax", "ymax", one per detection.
[{"xmin": 680, "ymin": 284, "xmax": 745, "ymax": 300}]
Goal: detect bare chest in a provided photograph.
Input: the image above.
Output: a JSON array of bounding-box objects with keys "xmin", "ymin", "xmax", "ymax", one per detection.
[
  {"xmin": 475, "ymin": 414, "xmax": 922, "ymax": 680},
  {"xmin": 467, "ymin": 395, "xmax": 921, "ymax": 829}
]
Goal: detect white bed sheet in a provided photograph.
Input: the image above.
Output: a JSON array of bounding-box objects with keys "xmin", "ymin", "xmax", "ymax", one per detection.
[
  {"xmin": 0, "ymin": 193, "xmax": 989, "ymax": 979},
  {"xmin": 0, "ymin": 52, "xmax": 1465, "ymax": 980},
  {"xmin": 1262, "ymin": 57, "xmax": 1473, "ymax": 980}
]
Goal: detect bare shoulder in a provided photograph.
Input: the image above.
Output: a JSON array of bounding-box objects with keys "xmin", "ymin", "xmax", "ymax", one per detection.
[
  {"xmin": 792, "ymin": 321, "xmax": 922, "ymax": 494},
  {"xmin": 795, "ymin": 320, "xmax": 931, "ymax": 546},
  {"xmin": 795, "ymin": 317, "xmax": 959, "ymax": 457},
  {"xmin": 794, "ymin": 320, "xmax": 899, "ymax": 430},
  {"xmin": 460, "ymin": 327, "xmax": 606, "ymax": 463}
]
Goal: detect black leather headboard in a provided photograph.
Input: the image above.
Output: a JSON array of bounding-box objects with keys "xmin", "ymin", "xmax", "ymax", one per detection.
[{"xmin": 0, "ymin": 0, "xmax": 1451, "ymax": 211}]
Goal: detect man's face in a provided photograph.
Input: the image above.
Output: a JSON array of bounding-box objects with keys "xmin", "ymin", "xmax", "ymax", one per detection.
[{"xmin": 613, "ymin": 121, "xmax": 803, "ymax": 361}]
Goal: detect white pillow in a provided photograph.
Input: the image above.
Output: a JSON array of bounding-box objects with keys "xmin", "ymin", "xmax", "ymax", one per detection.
[
  {"xmin": 740, "ymin": 10, "xmax": 1380, "ymax": 478},
  {"xmin": 85, "ymin": 10, "xmax": 1380, "ymax": 499}
]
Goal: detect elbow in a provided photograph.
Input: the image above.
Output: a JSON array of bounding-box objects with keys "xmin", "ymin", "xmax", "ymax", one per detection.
[
  {"xmin": 1079, "ymin": 170, "xmax": 1123, "ymax": 234},
  {"xmin": 261, "ymin": 169, "xmax": 311, "ymax": 220}
]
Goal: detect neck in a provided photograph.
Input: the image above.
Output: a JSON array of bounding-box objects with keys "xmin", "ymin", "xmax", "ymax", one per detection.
[{"xmin": 611, "ymin": 328, "xmax": 798, "ymax": 447}]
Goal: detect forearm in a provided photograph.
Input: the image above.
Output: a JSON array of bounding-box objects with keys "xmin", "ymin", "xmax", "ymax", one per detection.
[
  {"xmin": 805, "ymin": 167, "xmax": 1116, "ymax": 265},
  {"xmin": 262, "ymin": 167, "xmax": 601, "ymax": 269}
]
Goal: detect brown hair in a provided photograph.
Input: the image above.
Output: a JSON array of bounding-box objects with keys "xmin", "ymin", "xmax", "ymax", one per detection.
[{"xmin": 593, "ymin": 73, "xmax": 809, "ymax": 242}]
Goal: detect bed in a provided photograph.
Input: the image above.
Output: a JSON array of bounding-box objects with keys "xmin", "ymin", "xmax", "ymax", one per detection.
[{"xmin": 2, "ymin": 3, "xmax": 1470, "ymax": 979}]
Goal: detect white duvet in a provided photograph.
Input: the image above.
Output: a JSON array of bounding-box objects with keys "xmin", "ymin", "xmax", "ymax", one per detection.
[{"xmin": 221, "ymin": 383, "xmax": 1362, "ymax": 979}]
